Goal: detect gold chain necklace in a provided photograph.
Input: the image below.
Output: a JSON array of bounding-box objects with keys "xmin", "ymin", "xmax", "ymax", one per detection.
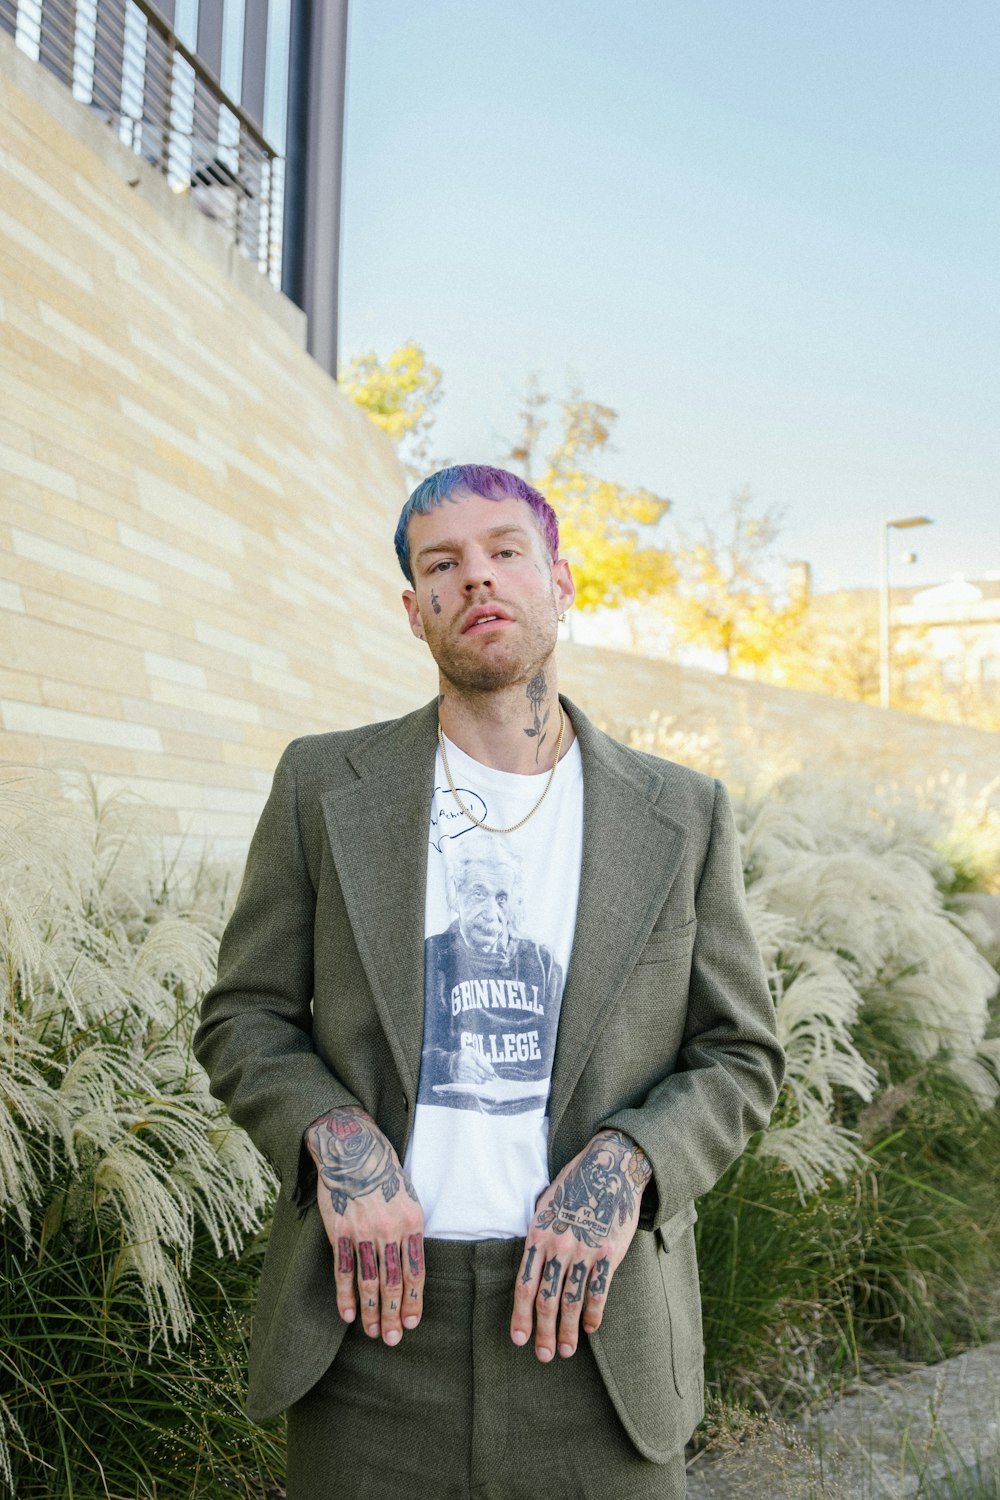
[{"xmin": 437, "ymin": 707, "xmax": 566, "ymax": 835}]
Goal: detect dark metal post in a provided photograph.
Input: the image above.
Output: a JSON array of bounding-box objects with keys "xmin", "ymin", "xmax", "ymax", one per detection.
[
  {"xmin": 280, "ymin": 0, "xmax": 309, "ymax": 311},
  {"xmin": 281, "ymin": 0, "xmax": 348, "ymax": 378},
  {"xmin": 240, "ymin": 0, "xmax": 268, "ymax": 130},
  {"xmin": 196, "ymin": 0, "xmax": 223, "ymax": 80}
]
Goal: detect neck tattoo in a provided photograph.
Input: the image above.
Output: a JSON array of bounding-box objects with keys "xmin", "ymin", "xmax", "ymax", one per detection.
[{"xmin": 437, "ymin": 707, "xmax": 567, "ymax": 835}]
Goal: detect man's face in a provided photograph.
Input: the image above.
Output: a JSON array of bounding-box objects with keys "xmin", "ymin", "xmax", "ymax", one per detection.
[
  {"xmin": 453, "ymin": 862, "xmax": 517, "ymax": 954},
  {"xmin": 401, "ymin": 494, "xmax": 575, "ymax": 695}
]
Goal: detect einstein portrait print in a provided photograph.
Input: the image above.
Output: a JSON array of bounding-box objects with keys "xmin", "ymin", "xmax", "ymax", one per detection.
[
  {"xmin": 419, "ymin": 840, "xmax": 564, "ymax": 1114},
  {"xmin": 404, "ymin": 728, "xmax": 584, "ymax": 1238}
]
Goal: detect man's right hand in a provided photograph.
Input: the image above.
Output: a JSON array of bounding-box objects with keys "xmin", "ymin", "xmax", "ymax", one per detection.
[{"xmin": 304, "ymin": 1107, "xmax": 425, "ymax": 1346}]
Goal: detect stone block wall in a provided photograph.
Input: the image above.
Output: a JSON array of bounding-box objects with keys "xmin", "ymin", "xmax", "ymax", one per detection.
[
  {"xmin": 0, "ymin": 32, "xmax": 436, "ymax": 857},
  {"xmin": 558, "ymin": 643, "xmax": 1000, "ymax": 797}
]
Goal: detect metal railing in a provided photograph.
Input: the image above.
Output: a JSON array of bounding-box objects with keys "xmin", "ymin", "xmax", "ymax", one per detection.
[{"xmin": 1, "ymin": 0, "xmax": 284, "ymax": 286}]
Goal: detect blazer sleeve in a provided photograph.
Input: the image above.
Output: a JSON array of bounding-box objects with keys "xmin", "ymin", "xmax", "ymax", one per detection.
[
  {"xmin": 194, "ymin": 741, "xmax": 360, "ymax": 1204},
  {"xmin": 599, "ymin": 777, "xmax": 784, "ymax": 1229}
]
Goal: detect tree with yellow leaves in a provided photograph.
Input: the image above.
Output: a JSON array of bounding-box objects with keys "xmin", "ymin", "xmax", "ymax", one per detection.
[
  {"xmin": 506, "ymin": 384, "xmax": 674, "ymax": 611},
  {"xmin": 667, "ymin": 487, "xmax": 805, "ymax": 673},
  {"xmin": 339, "ymin": 341, "xmax": 443, "ymax": 481}
]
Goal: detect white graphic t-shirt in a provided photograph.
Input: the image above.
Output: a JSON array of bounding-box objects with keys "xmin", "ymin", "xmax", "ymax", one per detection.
[{"xmin": 404, "ymin": 731, "xmax": 584, "ymax": 1239}]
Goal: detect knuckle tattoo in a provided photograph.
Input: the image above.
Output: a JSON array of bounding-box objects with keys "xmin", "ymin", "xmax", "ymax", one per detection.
[
  {"xmin": 588, "ymin": 1256, "xmax": 610, "ymax": 1298},
  {"xmin": 564, "ymin": 1260, "xmax": 587, "ymax": 1304},
  {"xmin": 540, "ymin": 1257, "xmax": 562, "ymax": 1301},
  {"xmin": 384, "ymin": 1243, "xmax": 402, "ymax": 1288}
]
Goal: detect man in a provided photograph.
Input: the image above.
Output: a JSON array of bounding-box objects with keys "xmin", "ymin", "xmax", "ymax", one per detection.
[{"xmin": 195, "ymin": 464, "xmax": 784, "ymax": 1499}]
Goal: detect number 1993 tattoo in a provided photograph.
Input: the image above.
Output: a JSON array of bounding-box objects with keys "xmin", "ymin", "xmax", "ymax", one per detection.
[{"xmin": 535, "ymin": 1130, "xmax": 651, "ymax": 1246}]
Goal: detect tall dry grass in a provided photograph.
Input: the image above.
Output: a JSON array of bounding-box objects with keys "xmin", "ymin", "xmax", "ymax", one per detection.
[
  {"xmin": 619, "ymin": 713, "xmax": 1000, "ymax": 1417},
  {"xmin": 0, "ymin": 771, "xmax": 280, "ymax": 1497}
]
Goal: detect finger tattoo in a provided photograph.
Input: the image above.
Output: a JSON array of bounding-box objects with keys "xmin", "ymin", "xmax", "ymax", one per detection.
[
  {"xmin": 589, "ymin": 1257, "xmax": 610, "ymax": 1298},
  {"xmin": 565, "ymin": 1260, "xmax": 587, "ymax": 1304},
  {"xmin": 407, "ymin": 1234, "xmax": 424, "ymax": 1277},
  {"xmin": 384, "ymin": 1243, "xmax": 402, "ymax": 1287},
  {"xmin": 541, "ymin": 1257, "xmax": 562, "ymax": 1301},
  {"xmin": 337, "ymin": 1237, "xmax": 354, "ymax": 1275},
  {"xmin": 359, "ymin": 1241, "xmax": 378, "ymax": 1281},
  {"xmin": 520, "ymin": 1245, "xmax": 537, "ymax": 1286}
]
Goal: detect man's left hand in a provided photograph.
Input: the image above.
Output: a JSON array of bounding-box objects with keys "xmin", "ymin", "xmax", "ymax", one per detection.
[{"xmin": 510, "ymin": 1129, "xmax": 651, "ymax": 1362}]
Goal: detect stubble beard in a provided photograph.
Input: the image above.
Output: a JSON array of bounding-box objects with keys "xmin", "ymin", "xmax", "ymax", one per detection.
[{"xmin": 432, "ymin": 602, "xmax": 559, "ymax": 699}]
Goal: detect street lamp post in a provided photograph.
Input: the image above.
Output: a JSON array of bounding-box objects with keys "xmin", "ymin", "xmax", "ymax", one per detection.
[{"xmin": 879, "ymin": 515, "xmax": 933, "ymax": 709}]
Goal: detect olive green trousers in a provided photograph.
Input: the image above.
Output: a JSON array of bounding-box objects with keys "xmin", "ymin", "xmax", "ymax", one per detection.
[{"xmin": 285, "ymin": 1237, "xmax": 686, "ymax": 1500}]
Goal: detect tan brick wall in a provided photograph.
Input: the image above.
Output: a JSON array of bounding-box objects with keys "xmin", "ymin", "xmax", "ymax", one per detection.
[
  {"xmin": 3, "ymin": 32, "xmax": 997, "ymax": 861},
  {"xmin": 0, "ymin": 33, "xmax": 438, "ymax": 856}
]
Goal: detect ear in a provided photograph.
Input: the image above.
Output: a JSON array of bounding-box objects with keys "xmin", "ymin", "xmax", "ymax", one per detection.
[
  {"xmin": 402, "ymin": 588, "xmax": 426, "ymax": 641},
  {"xmin": 553, "ymin": 558, "xmax": 576, "ymax": 616}
]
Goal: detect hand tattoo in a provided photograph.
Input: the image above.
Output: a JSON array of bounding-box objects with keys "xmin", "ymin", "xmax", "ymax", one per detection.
[
  {"xmin": 521, "ymin": 1245, "xmax": 537, "ymax": 1285},
  {"xmin": 541, "ymin": 1257, "xmax": 562, "ymax": 1301},
  {"xmin": 523, "ymin": 670, "xmax": 551, "ymax": 763},
  {"xmin": 337, "ymin": 1237, "xmax": 354, "ymax": 1275},
  {"xmin": 407, "ymin": 1234, "xmax": 424, "ymax": 1278},
  {"xmin": 358, "ymin": 1242, "xmax": 378, "ymax": 1281},
  {"xmin": 311, "ymin": 1110, "xmax": 406, "ymax": 1213},
  {"xmin": 565, "ymin": 1261, "xmax": 587, "ymax": 1304},
  {"xmin": 535, "ymin": 1131, "xmax": 651, "ymax": 1247},
  {"xmin": 384, "ymin": 1243, "xmax": 402, "ymax": 1288}
]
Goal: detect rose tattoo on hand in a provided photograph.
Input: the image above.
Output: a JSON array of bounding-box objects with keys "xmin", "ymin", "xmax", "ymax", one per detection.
[{"xmin": 310, "ymin": 1109, "xmax": 413, "ymax": 1213}]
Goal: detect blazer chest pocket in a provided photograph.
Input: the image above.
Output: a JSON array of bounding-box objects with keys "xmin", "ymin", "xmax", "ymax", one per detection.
[{"xmin": 639, "ymin": 917, "xmax": 696, "ymax": 966}]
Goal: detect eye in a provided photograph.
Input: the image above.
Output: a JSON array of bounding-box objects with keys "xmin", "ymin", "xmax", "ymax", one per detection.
[
  {"xmin": 496, "ymin": 548, "xmax": 518, "ymax": 559},
  {"xmin": 430, "ymin": 560, "xmax": 454, "ymax": 574}
]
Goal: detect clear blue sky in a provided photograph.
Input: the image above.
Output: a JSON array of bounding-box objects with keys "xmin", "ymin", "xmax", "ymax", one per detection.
[{"xmin": 339, "ymin": 1, "xmax": 999, "ymax": 593}]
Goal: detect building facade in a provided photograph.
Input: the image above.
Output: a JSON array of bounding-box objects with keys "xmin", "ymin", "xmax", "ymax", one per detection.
[{"xmin": 0, "ymin": 0, "xmax": 347, "ymax": 372}]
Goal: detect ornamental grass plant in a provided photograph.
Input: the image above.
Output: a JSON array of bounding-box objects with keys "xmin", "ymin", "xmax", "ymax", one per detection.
[
  {"xmin": 0, "ymin": 771, "xmax": 282, "ymax": 1498},
  {"xmin": 620, "ymin": 718, "xmax": 1000, "ymax": 1423}
]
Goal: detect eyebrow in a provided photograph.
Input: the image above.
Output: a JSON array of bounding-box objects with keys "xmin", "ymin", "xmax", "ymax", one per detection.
[{"xmin": 414, "ymin": 524, "xmax": 533, "ymax": 564}]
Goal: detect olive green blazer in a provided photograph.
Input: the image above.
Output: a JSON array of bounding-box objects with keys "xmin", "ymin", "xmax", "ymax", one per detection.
[{"xmin": 195, "ymin": 697, "xmax": 784, "ymax": 1462}]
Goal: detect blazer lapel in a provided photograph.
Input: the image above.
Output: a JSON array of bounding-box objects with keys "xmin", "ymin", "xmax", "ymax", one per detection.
[
  {"xmin": 548, "ymin": 699, "xmax": 689, "ymax": 1149},
  {"xmin": 319, "ymin": 700, "xmax": 439, "ymax": 1105}
]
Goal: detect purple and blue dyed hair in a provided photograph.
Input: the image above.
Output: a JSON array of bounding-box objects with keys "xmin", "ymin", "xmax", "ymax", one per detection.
[{"xmin": 394, "ymin": 465, "xmax": 560, "ymax": 584}]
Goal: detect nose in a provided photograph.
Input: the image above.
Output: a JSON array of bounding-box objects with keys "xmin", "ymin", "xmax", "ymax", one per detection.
[{"xmin": 462, "ymin": 547, "xmax": 495, "ymax": 593}]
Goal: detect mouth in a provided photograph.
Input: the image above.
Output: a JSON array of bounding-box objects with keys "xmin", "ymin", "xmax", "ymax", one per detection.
[{"xmin": 462, "ymin": 607, "xmax": 513, "ymax": 635}]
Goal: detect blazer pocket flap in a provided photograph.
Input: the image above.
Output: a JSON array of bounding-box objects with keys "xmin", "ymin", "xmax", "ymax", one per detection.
[
  {"xmin": 640, "ymin": 919, "xmax": 697, "ymax": 963},
  {"xmin": 656, "ymin": 1198, "xmax": 697, "ymax": 1252}
]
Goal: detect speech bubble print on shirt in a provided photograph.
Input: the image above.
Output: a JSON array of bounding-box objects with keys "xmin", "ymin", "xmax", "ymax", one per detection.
[{"xmin": 429, "ymin": 787, "xmax": 488, "ymax": 852}]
